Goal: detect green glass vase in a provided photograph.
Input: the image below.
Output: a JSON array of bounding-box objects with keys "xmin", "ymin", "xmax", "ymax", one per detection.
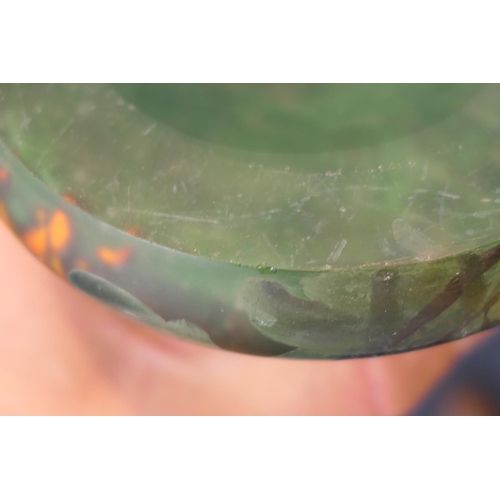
[{"xmin": 1, "ymin": 83, "xmax": 499, "ymax": 358}]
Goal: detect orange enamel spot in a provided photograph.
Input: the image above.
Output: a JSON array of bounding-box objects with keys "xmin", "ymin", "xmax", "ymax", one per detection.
[
  {"xmin": 0, "ymin": 167, "xmax": 9, "ymax": 183},
  {"xmin": 48, "ymin": 210, "xmax": 71, "ymax": 252},
  {"xmin": 74, "ymin": 258, "xmax": 89, "ymax": 271},
  {"xmin": 24, "ymin": 227, "xmax": 48, "ymax": 260},
  {"xmin": 63, "ymin": 194, "xmax": 77, "ymax": 205},
  {"xmin": 97, "ymin": 246, "xmax": 130, "ymax": 266},
  {"xmin": 50, "ymin": 255, "xmax": 65, "ymax": 278}
]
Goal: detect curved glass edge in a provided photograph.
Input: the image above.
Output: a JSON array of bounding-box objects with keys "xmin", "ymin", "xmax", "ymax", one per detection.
[{"xmin": 1, "ymin": 141, "xmax": 500, "ymax": 359}]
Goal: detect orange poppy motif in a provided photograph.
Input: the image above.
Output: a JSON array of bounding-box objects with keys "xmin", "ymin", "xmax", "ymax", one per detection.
[
  {"xmin": 63, "ymin": 193, "xmax": 78, "ymax": 205},
  {"xmin": 97, "ymin": 246, "xmax": 131, "ymax": 266},
  {"xmin": 49, "ymin": 210, "xmax": 71, "ymax": 252},
  {"xmin": 24, "ymin": 226, "xmax": 48, "ymax": 260},
  {"xmin": 23, "ymin": 208, "xmax": 73, "ymax": 277},
  {"xmin": 2, "ymin": 173, "xmax": 131, "ymax": 278}
]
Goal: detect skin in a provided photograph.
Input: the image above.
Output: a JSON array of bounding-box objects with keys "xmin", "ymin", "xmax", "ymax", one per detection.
[{"xmin": 0, "ymin": 220, "xmax": 491, "ymax": 415}]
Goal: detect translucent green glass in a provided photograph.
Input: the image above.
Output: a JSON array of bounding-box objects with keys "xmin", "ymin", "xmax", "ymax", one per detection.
[{"xmin": 1, "ymin": 83, "xmax": 499, "ymax": 358}]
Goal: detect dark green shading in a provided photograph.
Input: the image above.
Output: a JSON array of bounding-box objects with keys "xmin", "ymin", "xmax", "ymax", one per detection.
[
  {"xmin": 69, "ymin": 269, "xmax": 171, "ymax": 331},
  {"xmin": 69, "ymin": 269, "xmax": 295, "ymax": 356},
  {"xmin": 240, "ymin": 278, "xmax": 358, "ymax": 350},
  {"xmin": 113, "ymin": 83, "xmax": 482, "ymax": 154},
  {"xmin": 389, "ymin": 242, "xmax": 500, "ymax": 347}
]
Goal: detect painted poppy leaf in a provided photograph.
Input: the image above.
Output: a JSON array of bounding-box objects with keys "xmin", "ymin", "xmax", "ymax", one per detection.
[{"xmin": 68, "ymin": 269, "xmax": 169, "ymax": 331}]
